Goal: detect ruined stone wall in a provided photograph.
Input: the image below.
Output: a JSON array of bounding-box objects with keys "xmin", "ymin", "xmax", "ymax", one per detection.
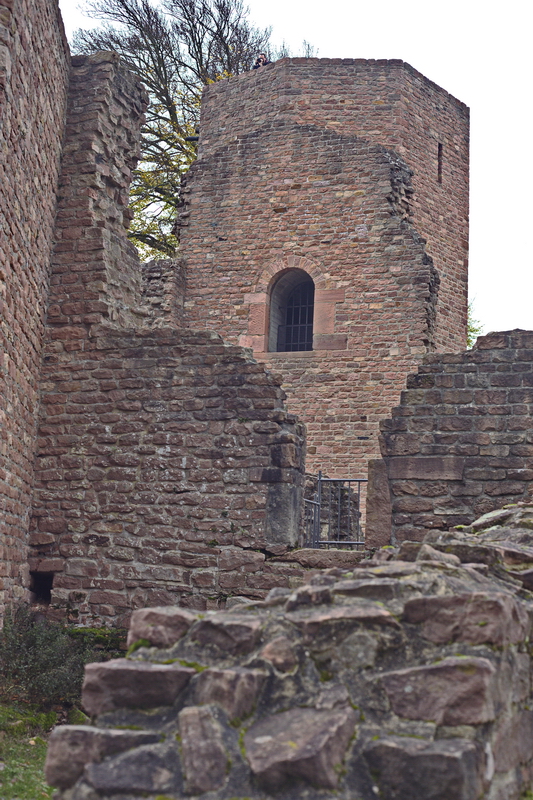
[
  {"xmin": 373, "ymin": 330, "xmax": 533, "ymax": 546},
  {"xmin": 29, "ymin": 52, "xmax": 308, "ymax": 626},
  {"xmin": 31, "ymin": 327, "xmax": 306, "ymax": 626},
  {"xmin": 46, "ymin": 504, "xmax": 533, "ymax": 800},
  {"xmin": 179, "ymin": 121, "xmax": 439, "ymax": 478},
  {"xmin": 47, "ymin": 52, "xmax": 149, "ymax": 339},
  {"xmin": 0, "ymin": 0, "xmax": 70, "ymax": 614},
  {"xmin": 141, "ymin": 259, "xmax": 185, "ymax": 329},
  {"xmin": 196, "ymin": 58, "xmax": 469, "ymax": 352}
]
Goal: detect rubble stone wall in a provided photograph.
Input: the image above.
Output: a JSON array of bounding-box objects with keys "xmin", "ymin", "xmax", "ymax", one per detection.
[
  {"xmin": 46, "ymin": 504, "xmax": 533, "ymax": 800},
  {"xmin": 179, "ymin": 119, "xmax": 440, "ymax": 477},
  {"xmin": 31, "ymin": 326, "xmax": 306, "ymax": 625},
  {"xmin": 141, "ymin": 258, "xmax": 185, "ymax": 329},
  {"xmin": 0, "ymin": 0, "xmax": 70, "ymax": 614},
  {"xmin": 46, "ymin": 52, "xmax": 149, "ymax": 340},
  {"xmin": 373, "ymin": 330, "xmax": 533, "ymax": 545},
  {"xmin": 29, "ymin": 52, "xmax": 308, "ymax": 626}
]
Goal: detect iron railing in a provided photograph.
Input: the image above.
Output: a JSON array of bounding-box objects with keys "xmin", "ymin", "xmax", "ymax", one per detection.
[{"xmin": 304, "ymin": 471, "xmax": 367, "ymax": 549}]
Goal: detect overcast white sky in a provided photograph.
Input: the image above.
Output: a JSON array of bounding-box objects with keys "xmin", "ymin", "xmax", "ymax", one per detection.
[{"xmin": 58, "ymin": 0, "xmax": 532, "ymax": 336}]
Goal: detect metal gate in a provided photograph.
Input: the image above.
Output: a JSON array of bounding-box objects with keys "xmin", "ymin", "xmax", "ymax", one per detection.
[{"xmin": 304, "ymin": 471, "xmax": 367, "ymax": 549}]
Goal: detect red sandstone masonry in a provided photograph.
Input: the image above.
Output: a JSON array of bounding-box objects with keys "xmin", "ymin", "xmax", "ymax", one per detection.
[
  {"xmin": 141, "ymin": 259, "xmax": 185, "ymax": 329},
  {"xmin": 48, "ymin": 52, "xmax": 149, "ymax": 337},
  {"xmin": 197, "ymin": 58, "xmax": 469, "ymax": 353},
  {"xmin": 179, "ymin": 113, "xmax": 441, "ymax": 477},
  {"xmin": 31, "ymin": 326, "xmax": 306, "ymax": 624},
  {"xmin": 0, "ymin": 0, "xmax": 70, "ymax": 615},
  {"xmin": 372, "ymin": 330, "xmax": 533, "ymax": 545},
  {"xmin": 30, "ymin": 51, "xmax": 306, "ymax": 625}
]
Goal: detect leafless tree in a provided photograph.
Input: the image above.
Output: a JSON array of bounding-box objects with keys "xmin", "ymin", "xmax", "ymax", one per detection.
[
  {"xmin": 74, "ymin": 0, "xmax": 314, "ymax": 256},
  {"xmin": 74, "ymin": 0, "xmax": 272, "ymax": 255}
]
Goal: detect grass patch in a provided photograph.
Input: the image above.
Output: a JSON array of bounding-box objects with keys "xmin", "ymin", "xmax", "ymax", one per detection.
[{"xmin": 0, "ymin": 703, "xmax": 55, "ymax": 799}]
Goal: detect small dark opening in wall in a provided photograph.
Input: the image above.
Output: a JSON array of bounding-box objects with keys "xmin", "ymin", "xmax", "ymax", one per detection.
[
  {"xmin": 30, "ymin": 572, "xmax": 54, "ymax": 605},
  {"xmin": 437, "ymin": 142, "xmax": 443, "ymax": 184}
]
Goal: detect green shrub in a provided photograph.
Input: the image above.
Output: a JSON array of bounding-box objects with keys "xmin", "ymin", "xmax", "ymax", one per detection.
[{"xmin": 0, "ymin": 605, "xmax": 126, "ymax": 709}]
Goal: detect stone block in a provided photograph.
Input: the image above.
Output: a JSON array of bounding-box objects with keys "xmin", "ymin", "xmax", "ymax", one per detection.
[
  {"xmin": 82, "ymin": 659, "xmax": 195, "ymax": 715},
  {"xmin": 312, "ymin": 333, "xmax": 347, "ymax": 350},
  {"xmin": 381, "ymin": 657, "xmax": 497, "ymax": 725},
  {"xmin": 45, "ymin": 725, "xmax": 159, "ymax": 789},
  {"xmin": 273, "ymin": 549, "xmax": 364, "ymax": 569},
  {"xmin": 126, "ymin": 606, "xmax": 198, "ymax": 648},
  {"xmin": 259, "ymin": 636, "xmax": 298, "ymax": 672},
  {"xmin": 388, "ymin": 456, "xmax": 465, "ymax": 481},
  {"xmin": 366, "ymin": 458, "xmax": 393, "ymax": 548},
  {"xmin": 286, "ymin": 602, "xmax": 400, "ymax": 644},
  {"xmin": 244, "ymin": 706, "xmax": 356, "ymax": 790},
  {"xmin": 191, "ymin": 613, "xmax": 262, "ymax": 654},
  {"xmin": 194, "ymin": 667, "xmax": 267, "ymax": 719},
  {"xmin": 179, "ymin": 706, "xmax": 228, "ymax": 794},
  {"xmin": 218, "ymin": 548, "xmax": 266, "ymax": 571},
  {"xmin": 285, "ymin": 584, "xmax": 332, "ymax": 610},
  {"xmin": 85, "ymin": 742, "xmax": 180, "ymax": 794},
  {"xmin": 333, "ymin": 578, "xmax": 398, "ymax": 601},
  {"xmin": 416, "ymin": 543, "xmax": 461, "ymax": 565},
  {"xmin": 493, "ymin": 710, "xmax": 533, "ymax": 772},
  {"xmin": 403, "ymin": 592, "xmax": 529, "ymax": 645},
  {"xmin": 364, "ymin": 736, "xmax": 484, "ymax": 800}
]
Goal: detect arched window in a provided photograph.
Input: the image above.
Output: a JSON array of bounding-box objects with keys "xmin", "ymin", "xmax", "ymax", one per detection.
[{"xmin": 268, "ymin": 270, "xmax": 315, "ymax": 352}]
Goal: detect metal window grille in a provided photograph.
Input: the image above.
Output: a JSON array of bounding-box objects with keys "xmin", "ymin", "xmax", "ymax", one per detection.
[
  {"xmin": 277, "ymin": 281, "xmax": 314, "ymax": 352},
  {"xmin": 304, "ymin": 471, "xmax": 367, "ymax": 549}
]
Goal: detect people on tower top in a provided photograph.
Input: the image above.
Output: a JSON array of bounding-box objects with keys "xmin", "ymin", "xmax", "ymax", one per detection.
[{"xmin": 253, "ymin": 53, "xmax": 271, "ymax": 69}]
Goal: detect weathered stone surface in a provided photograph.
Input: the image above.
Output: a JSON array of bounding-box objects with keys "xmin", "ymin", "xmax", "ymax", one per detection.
[
  {"xmin": 471, "ymin": 508, "xmax": 515, "ymax": 532},
  {"xmin": 286, "ymin": 602, "xmax": 400, "ymax": 643},
  {"xmin": 493, "ymin": 710, "xmax": 533, "ymax": 772},
  {"xmin": 194, "ymin": 667, "xmax": 267, "ymax": 719},
  {"xmin": 259, "ymin": 636, "xmax": 298, "ymax": 672},
  {"xmin": 381, "ymin": 657, "xmax": 496, "ymax": 725},
  {"xmin": 48, "ymin": 503, "xmax": 533, "ymax": 800},
  {"xmin": 274, "ymin": 549, "xmax": 364, "ymax": 569},
  {"xmin": 82, "ymin": 659, "xmax": 195, "ymax": 715},
  {"xmin": 388, "ymin": 456, "xmax": 466, "ymax": 481},
  {"xmin": 126, "ymin": 606, "xmax": 198, "ymax": 648},
  {"xmin": 416, "ymin": 543, "xmax": 461, "ymax": 565},
  {"xmin": 85, "ymin": 743, "xmax": 180, "ymax": 793},
  {"xmin": 191, "ymin": 614, "xmax": 262, "ymax": 654},
  {"xmin": 404, "ymin": 592, "xmax": 529, "ymax": 645},
  {"xmin": 244, "ymin": 706, "xmax": 356, "ymax": 789},
  {"xmin": 364, "ymin": 736, "xmax": 484, "ymax": 800},
  {"xmin": 507, "ymin": 566, "xmax": 533, "ymax": 590},
  {"xmin": 285, "ymin": 583, "xmax": 332, "ymax": 610},
  {"xmin": 365, "ymin": 458, "xmax": 393, "ymax": 548},
  {"xmin": 179, "ymin": 705, "xmax": 228, "ymax": 794},
  {"xmin": 45, "ymin": 725, "xmax": 159, "ymax": 789},
  {"xmin": 333, "ymin": 578, "xmax": 397, "ymax": 601},
  {"xmin": 377, "ymin": 341, "xmax": 533, "ymax": 545}
]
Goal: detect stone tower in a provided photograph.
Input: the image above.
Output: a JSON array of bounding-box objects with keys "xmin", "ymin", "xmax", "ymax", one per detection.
[{"xmin": 178, "ymin": 58, "xmax": 469, "ymax": 478}]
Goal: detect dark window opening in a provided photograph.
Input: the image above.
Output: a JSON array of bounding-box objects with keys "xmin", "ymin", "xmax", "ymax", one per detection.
[
  {"xmin": 438, "ymin": 142, "xmax": 443, "ymax": 184},
  {"xmin": 277, "ymin": 281, "xmax": 314, "ymax": 351},
  {"xmin": 30, "ymin": 571, "xmax": 54, "ymax": 605},
  {"xmin": 268, "ymin": 269, "xmax": 315, "ymax": 352}
]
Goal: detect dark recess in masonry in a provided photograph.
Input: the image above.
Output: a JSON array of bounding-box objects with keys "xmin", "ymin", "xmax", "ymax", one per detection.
[{"xmin": 30, "ymin": 571, "xmax": 54, "ymax": 605}]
